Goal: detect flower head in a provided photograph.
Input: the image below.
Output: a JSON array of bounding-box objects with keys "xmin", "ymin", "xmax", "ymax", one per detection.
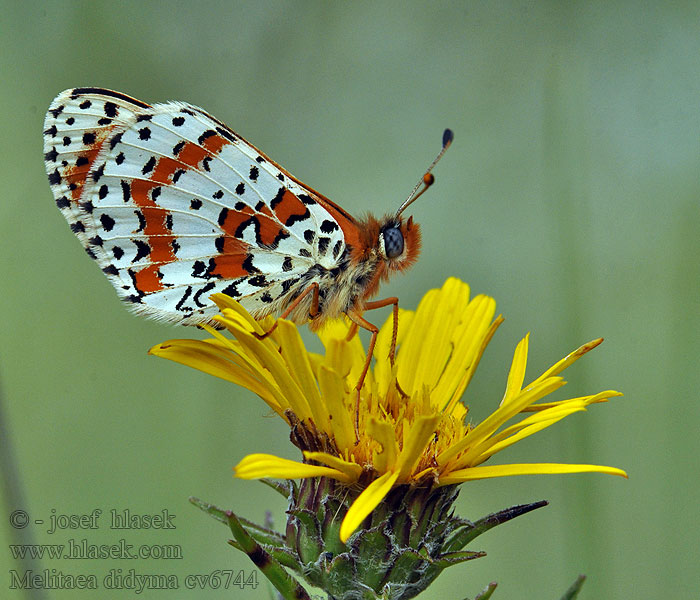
[{"xmin": 150, "ymin": 277, "xmax": 626, "ymax": 545}]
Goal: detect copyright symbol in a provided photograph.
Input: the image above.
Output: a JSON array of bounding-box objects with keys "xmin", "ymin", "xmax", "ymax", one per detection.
[{"xmin": 10, "ymin": 510, "xmax": 29, "ymax": 529}]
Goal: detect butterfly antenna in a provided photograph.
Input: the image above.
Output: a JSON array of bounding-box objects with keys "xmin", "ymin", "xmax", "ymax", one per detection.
[{"xmin": 396, "ymin": 128, "xmax": 453, "ymax": 217}]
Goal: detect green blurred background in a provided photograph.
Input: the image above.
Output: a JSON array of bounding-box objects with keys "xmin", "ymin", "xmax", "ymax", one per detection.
[{"xmin": 1, "ymin": 2, "xmax": 698, "ymax": 598}]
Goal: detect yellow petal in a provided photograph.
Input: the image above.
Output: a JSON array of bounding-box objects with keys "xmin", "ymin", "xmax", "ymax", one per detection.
[
  {"xmin": 317, "ymin": 366, "xmax": 356, "ymax": 450},
  {"xmin": 149, "ymin": 339, "xmax": 285, "ymax": 417},
  {"xmin": 210, "ymin": 294, "xmax": 265, "ymax": 335},
  {"xmin": 439, "ymin": 462, "xmax": 628, "ymax": 485},
  {"xmin": 397, "ymin": 412, "xmax": 441, "ymax": 480},
  {"xmin": 275, "ymin": 320, "xmax": 328, "ymax": 432},
  {"xmin": 529, "ymin": 338, "xmax": 604, "ymax": 385},
  {"xmin": 397, "ymin": 278, "xmax": 469, "ymax": 396},
  {"xmin": 500, "ymin": 334, "xmax": 529, "ymax": 407},
  {"xmin": 234, "ymin": 453, "xmax": 352, "ymax": 482},
  {"xmin": 367, "ymin": 418, "xmax": 398, "ymax": 473},
  {"xmin": 435, "ymin": 296, "xmax": 499, "ymax": 412},
  {"xmin": 233, "ymin": 327, "xmax": 313, "ymax": 420},
  {"xmin": 437, "ymin": 376, "xmax": 566, "ymax": 468},
  {"xmin": 302, "ymin": 451, "xmax": 363, "ymax": 482},
  {"xmin": 340, "ymin": 470, "xmax": 400, "ymax": 542}
]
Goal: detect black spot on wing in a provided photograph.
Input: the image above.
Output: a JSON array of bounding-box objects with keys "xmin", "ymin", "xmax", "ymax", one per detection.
[
  {"xmin": 132, "ymin": 240, "xmax": 150, "ymax": 263},
  {"xmin": 48, "ymin": 169, "xmax": 61, "ymax": 186},
  {"xmin": 103, "ymin": 102, "xmax": 118, "ymax": 117},
  {"xmin": 270, "ymin": 187, "xmax": 285, "ymax": 209},
  {"xmin": 285, "ymin": 207, "xmax": 310, "ymax": 227},
  {"xmin": 222, "ymin": 281, "xmax": 241, "ymax": 297},
  {"xmin": 110, "ymin": 131, "xmax": 123, "ymax": 150},
  {"xmin": 198, "ymin": 130, "xmax": 216, "ymax": 145},
  {"xmin": 318, "ymin": 237, "xmax": 330, "ymax": 255},
  {"xmin": 193, "ymin": 282, "xmax": 216, "ymax": 307},
  {"xmin": 215, "ymin": 126, "xmax": 236, "ymax": 143},
  {"xmin": 248, "ymin": 275, "xmax": 268, "ymax": 288},
  {"xmin": 91, "ymin": 163, "xmax": 105, "ymax": 183},
  {"xmin": 320, "ymin": 220, "xmax": 339, "ymax": 234},
  {"xmin": 242, "ymin": 254, "xmax": 260, "ymax": 274},
  {"xmin": 175, "ymin": 286, "xmax": 193, "ymax": 311},
  {"xmin": 100, "ymin": 213, "xmax": 115, "ymax": 232},
  {"xmin": 141, "ymin": 156, "xmax": 156, "ymax": 175},
  {"xmin": 134, "ymin": 210, "xmax": 146, "ymax": 232}
]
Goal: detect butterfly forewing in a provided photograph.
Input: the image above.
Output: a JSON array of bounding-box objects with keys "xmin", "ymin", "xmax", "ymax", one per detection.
[{"xmin": 44, "ymin": 88, "xmax": 347, "ymax": 325}]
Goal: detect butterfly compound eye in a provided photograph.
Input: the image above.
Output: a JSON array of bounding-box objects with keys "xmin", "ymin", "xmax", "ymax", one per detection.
[{"xmin": 380, "ymin": 226, "xmax": 404, "ymax": 259}]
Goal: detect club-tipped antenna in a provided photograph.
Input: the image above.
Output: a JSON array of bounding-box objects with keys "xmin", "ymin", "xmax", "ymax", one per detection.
[{"xmin": 395, "ymin": 128, "xmax": 453, "ymax": 217}]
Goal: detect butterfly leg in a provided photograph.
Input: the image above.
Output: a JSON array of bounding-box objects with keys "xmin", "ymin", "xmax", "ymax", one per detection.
[
  {"xmin": 253, "ymin": 282, "xmax": 320, "ymax": 340},
  {"xmin": 362, "ymin": 296, "xmax": 399, "ymax": 365},
  {"xmin": 346, "ymin": 296, "xmax": 398, "ymax": 440}
]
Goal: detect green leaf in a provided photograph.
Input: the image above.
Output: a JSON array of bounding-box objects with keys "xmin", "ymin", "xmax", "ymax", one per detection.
[
  {"xmin": 461, "ymin": 582, "xmax": 498, "ymax": 600},
  {"xmin": 189, "ymin": 496, "xmax": 229, "ymax": 524},
  {"xmin": 190, "ymin": 497, "xmax": 287, "ymax": 548},
  {"xmin": 226, "ymin": 510, "xmax": 311, "ymax": 600},
  {"xmin": 432, "ymin": 549, "xmax": 487, "ymax": 568},
  {"xmin": 260, "ymin": 478, "xmax": 293, "ymax": 498},
  {"xmin": 444, "ymin": 501, "xmax": 548, "ymax": 552},
  {"xmin": 559, "ymin": 575, "xmax": 586, "ymax": 600}
]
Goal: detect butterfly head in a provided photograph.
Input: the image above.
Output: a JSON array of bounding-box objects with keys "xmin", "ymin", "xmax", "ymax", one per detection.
[{"xmin": 377, "ymin": 215, "xmax": 421, "ymax": 272}]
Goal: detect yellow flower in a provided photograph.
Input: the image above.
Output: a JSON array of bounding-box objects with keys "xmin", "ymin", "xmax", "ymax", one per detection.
[{"xmin": 150, "ymin": 277, "xmax": 626, "ymax": 543}]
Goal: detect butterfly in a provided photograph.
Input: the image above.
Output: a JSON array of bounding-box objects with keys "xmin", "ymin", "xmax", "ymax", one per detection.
[{"xmin": 44, "ymin": 87, "xmax": 452, "ymax": 400}]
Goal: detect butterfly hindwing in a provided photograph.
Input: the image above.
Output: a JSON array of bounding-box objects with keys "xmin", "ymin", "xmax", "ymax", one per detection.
[{"xmin": 44, "ymin": 88, "xmax": 347, "ymax": 325}]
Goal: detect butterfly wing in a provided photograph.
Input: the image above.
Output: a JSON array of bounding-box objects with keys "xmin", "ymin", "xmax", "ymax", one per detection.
[{"xmin": 44, "ymin": 88, "xmax": 351, "ymax": 325}]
